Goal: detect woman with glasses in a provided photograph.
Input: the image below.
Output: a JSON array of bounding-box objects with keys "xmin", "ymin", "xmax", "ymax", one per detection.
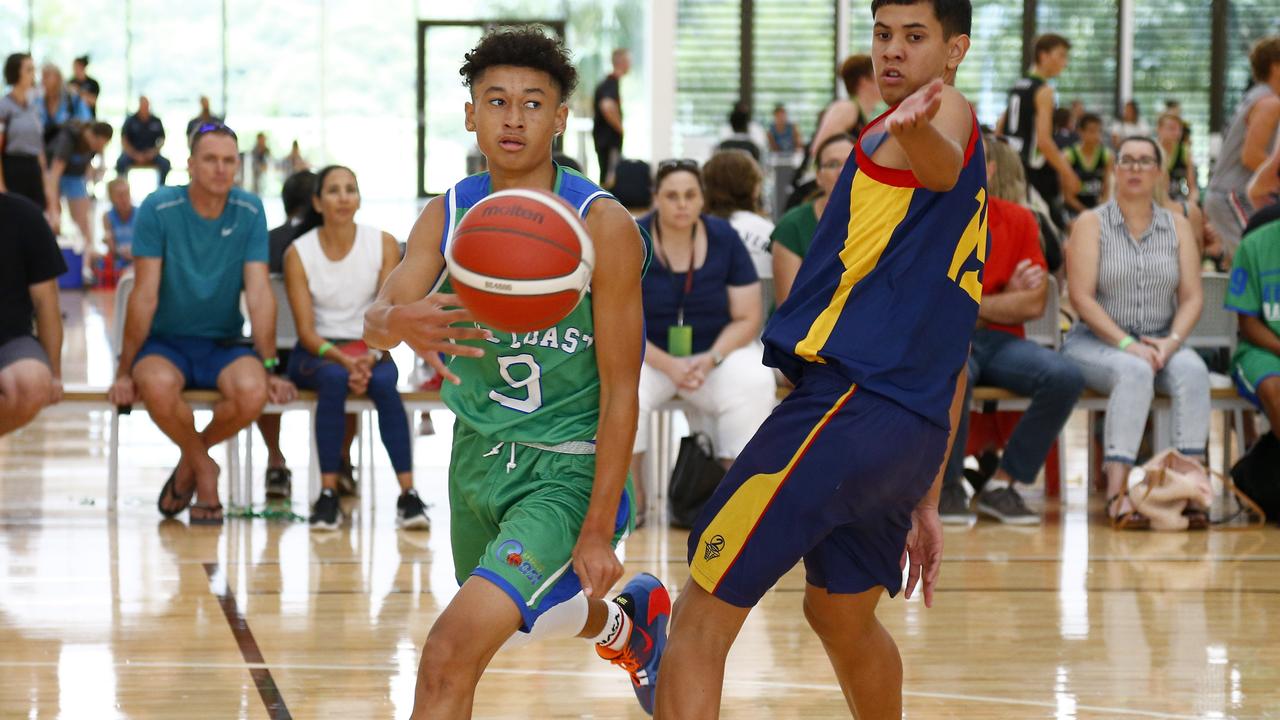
[
  {"xmin": 632, "ymin": 159, "xmax": 775, "ymax": 523},
  {"xmin": 283, "ymin": 165, "xmax": 429, "ymax": 531},
  {"xmin": 1063, "ymin": 136, "xmax": 1209, "ymax": 530},
  {"xmin": 771, "ymin": 133, "xmax": 855, "ymax": 304}
]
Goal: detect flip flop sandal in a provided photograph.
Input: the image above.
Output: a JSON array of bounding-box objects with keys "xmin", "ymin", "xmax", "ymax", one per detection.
[
  {"xmin": 157, "ymin": 467, "xmax": 196, "ymax": 518},
  {"xmin": 1108, "ymin": 493, "xmax": 1150, "ymax": 531},
  {"xmin": 190, "ymin": 502, "xmax": 224, "ymax": 526}
]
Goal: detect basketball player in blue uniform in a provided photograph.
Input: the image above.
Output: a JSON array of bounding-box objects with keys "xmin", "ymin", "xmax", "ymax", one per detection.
[
  {"xmin": 365, "ymin": 28, "xmax": 666, "ymax": 718},
  {"xmin": 655, "ymin": 1, "xmax": 986, "ymax": 718}
]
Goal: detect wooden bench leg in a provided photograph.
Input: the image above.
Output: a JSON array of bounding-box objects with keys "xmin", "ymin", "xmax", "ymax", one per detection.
[
  {"xmin": 1045, "ymin": 440, "xmax": 1061, "ymax": 499},
  {"xmin": 109, "ymin": 409, "xmax": 120, "ymax": 513}
]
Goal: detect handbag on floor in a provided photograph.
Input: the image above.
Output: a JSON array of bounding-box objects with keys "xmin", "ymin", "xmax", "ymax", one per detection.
[
  {"xmin": 1132, "ymin": 449, "xmax": 1214, "ymax": 531},
  {"xmin": 667, "ymin": 433, "xmax": 726, "ymax": 529}
]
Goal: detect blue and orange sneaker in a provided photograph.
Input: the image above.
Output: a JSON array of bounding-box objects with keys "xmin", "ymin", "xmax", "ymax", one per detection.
[{"xmin": 597, "ymin": 573, "xmax": 670, "ymax": 715}]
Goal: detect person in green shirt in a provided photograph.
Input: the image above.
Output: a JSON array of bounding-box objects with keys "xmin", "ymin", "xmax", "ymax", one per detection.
[
  {"xmin": 771, "ymin": 132, "xmax": 854, "ymax": 304},
  {"xmin": 1226, "ymin": 207, "xmax": 1280, "ymax": 443}
]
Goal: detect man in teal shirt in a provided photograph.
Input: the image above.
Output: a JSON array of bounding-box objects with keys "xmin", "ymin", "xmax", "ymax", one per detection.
[{"xmin": 108, "ymin": 123, "xmax": 294, "ymax": 525}]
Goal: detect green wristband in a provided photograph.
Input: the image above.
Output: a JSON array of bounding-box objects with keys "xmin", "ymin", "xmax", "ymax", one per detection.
[
  {"xmin": 262, "ymin": 356, "xmax": 279, "ymax": 370},
  {"xmin": 1117, "ymin": 336, "xmax": 1136, "ymax": 350},
  {"xmin": 317, "ymin": 341, "xmax": 335, "ymax": 358}
]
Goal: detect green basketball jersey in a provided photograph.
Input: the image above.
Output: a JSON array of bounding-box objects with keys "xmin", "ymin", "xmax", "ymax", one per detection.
[
  {"xmin": 1226, "ymin": 215, "xmax": 1280, "ymax": 354},
  {"xmin": 437, "ymin": 165, "xmax": 650, "ymax": 443}
]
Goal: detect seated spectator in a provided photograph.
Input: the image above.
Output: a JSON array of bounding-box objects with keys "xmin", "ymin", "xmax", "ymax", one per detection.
[
  {"xmin": 766, "ymin": 103, "xmax": 802, "ymax": 155},
  {"xmin": 116, "ymin": 96, "xmax": 171, "ymax": 185},
  {"xmin": 989, "ymin": 134, "xmax": 1064, "ymax": 273},
  {"xmin": 702, "ymin": 149, "xmax": 775, "ymax": 311},
  {"xmin": 185, "ymin": 95, "xmax": 223, "ymax": 141},
  {"xmin": 38, "ymin": 63, "xmax": 90, "ymax": 148},
  {"xmin": 1063, "ymin": 136, "xmax": 1208, "ymax": 530},
  {"xmin": 0, "ymin": 193, "xmax": 65, "ymax": 437},
  {"xmin": 107, "ymin": 123, "xmax": 294, "ymax": 525},
  {"xmin": 1157, "ymin": 112, "xmax": 1198, "ymax": 204},
  {"xmin": 718, "ymin": 107, "xmax": 761, "ymax": 163},
  {"xmin": 1226, "ymin": 205, "xmax": 1280, "ymax": 467},
  {"xmin": 255, "ymin": 169, "xmax": 319, "ymax": 502},
  {"xmin": 1052, "ymin": 107, "xmax": 1077, "ymax": 149},
  {"xmin": 283, "ymin": 165, "xmax": 429, "ymax": 531},
  {"xmin": 771, "ymin": 133, "xmax": 855, "ymax": 304},
  {"xmin": 67, "ymin": 55, "xmax": 99, "ymax": 117},
  {"xmin": 632, "ymin": 159, "xmax": 775, "ymax": 521},
  {"xmin": 937, "ymin": 134, "xmax": 1085, "ymax": 526},
  {"xmin": 46, "ymin": 120, "xmax": 113, "ymax": 265},
  {"xmin": 1064, "ymin": 113, "xmax": 1112, "ymax": 214},
  {"xmin": 1, "ymin": 53, "xmax": 57, "ymax": 223},
  {"xmin": 1157, "ymin": 154, "xmax": 1221, "ymax": 264},
  {"xmin": 102, "ymin": 177, "xmax": 136, "ymax": 268}
]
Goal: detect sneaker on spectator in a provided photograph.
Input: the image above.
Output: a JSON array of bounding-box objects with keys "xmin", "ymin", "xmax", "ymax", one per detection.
[
  {"xmin": 337, "ymin": 461, "xmax": 359, "ymax": 498},
  {"xmin": 976, "ymin": 484, "xmax": 1041, "ymax": 525},
  {"xmin": 265, "ymin": 467, "xmax": 291, "ymax": 501},
  {"xmin": 938, "ymin": 482, "xmax": 974, "ymax": 525},
  {"xmin": 396, "ymin": 489, "xmax": 431, "ymax": 530},
  {"xmin": 310, "ymin": 488, "xmax": 341, "ymax": 531}
]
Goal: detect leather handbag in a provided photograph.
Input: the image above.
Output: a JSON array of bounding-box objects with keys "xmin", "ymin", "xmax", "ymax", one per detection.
[
  {"xmin": 1132, "ymin": 449, "xmax": 1214, "ymax": 531},
  {"xmin": 667, "ymin": 433, "xmax": 726, "ymax": 529}
]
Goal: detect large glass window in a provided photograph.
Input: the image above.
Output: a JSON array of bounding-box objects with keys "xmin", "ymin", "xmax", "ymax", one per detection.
[
  {"xmin": 1133, "ymin": 0, "xmax": 1212, "ymax": 172},
  {"xmin": 674, "ymin": 0, "xmax": 741, "ymax": 151},
  {"xmin": 2, "ymin": 4, "xmax": 30, "ymax": 62},
  {"xmin": 754, "ymin": 0, "xmax": 835, "ymax": 141},
  {"xmin": 1037, "ymin": 0, "xmax": 1118, "ymax": 123}
]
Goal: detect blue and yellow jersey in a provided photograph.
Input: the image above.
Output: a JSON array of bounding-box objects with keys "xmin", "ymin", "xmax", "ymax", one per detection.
[{"xmin": 762, "ymin": 106, "xmax": 990, "ymax": 429}]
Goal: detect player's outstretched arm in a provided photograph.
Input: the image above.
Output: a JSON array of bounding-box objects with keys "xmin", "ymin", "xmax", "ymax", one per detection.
[
  {"xmin": 573, "ymin": 198, "xmax": 646, "ymax": 599},
  {"xmin": 885, "ymin": 80, "xmax": 972, "ymax": 192},
  {"xmin": 363, "ymin": 195, "xmax": 487, "ymax": 383}
]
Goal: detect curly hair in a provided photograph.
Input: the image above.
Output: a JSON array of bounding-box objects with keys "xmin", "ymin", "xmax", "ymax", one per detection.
[
  {"xmin": 703, "ymin": 150, "xmax": 763, "ymax": 217},
  {"xmin": 460, "ymin": 26, "xmax": 579, "ymax": 102}
]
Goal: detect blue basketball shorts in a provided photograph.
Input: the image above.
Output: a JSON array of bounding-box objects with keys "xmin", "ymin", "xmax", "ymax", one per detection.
[
  {"xmin": 687, "ymin": 365, "xmax": 949, "ymax": 607},
  {"xmin": 135, "ymin": 335, "xmax": 256, "ymax": 390}
]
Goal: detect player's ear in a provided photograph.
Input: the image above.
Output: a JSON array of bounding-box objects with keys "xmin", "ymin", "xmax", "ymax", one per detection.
[
  {"xmin": 464, "ymin": 101, "xmax": 476, "ymax": 132},
  {"xmin": 554, "ymin": 102, "xmax": 569, "ymax": 136},
  {"xmin": 946, "ymin": 34, "xmax": 971, "ymax": 74}
]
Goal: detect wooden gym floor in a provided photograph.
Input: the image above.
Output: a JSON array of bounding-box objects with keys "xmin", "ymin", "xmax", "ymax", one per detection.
[{"xmin": 1, "ymin": 290, "xmax": 1277, "ymax": 719}]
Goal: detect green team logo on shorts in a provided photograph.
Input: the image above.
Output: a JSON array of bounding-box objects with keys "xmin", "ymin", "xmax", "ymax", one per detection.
[{"xmin": 496, "ymin": 539, "xmax": 545, "ymax": 585}]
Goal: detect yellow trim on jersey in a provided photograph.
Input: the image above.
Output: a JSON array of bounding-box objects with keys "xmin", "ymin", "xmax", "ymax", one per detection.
[
  {"xmin": 690, "ymin": 384, "xmax": 857, "ymax": 593},
  {"xmin": 947, "ymin": 187, "xmax": 989, "ymax": 305},
  {"xmin": 793, "ymin": 172, "xmax": 916, "ymax": 363}
]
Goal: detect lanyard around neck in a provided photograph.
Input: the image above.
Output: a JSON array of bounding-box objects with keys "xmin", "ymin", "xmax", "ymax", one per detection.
[{"xmin": 654, "ymin": 216, "xmax": 698, "ymax": 326}]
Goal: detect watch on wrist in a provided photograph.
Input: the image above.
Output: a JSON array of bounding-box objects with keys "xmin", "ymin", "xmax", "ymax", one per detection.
[{"xmin": 711, "ymin": 349, "xmax": 725, "ymax": 367}]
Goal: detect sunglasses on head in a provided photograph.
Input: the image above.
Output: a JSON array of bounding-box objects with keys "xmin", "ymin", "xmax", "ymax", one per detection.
[
  {"xmin": 189, "ymin": 121, "xmax": 238, "ymax": 148},
  {"xmin": 657, "ymin": 158, "xmax": 699, "ymax": 174}
]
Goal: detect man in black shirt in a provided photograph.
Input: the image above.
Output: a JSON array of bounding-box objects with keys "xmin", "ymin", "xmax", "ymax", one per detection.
[
  {"xmin": 0, "ymin": 192, "xmax": 66, "ymax": 437},
  {"xmin": 68, "ymin": 56, "xmax": 100, "ymax": 117},
  {"xmin": 999, "ymin": 34, "xmax": 1079, "ymax": 229},
  {"xmin": 117, "ymin": 96, "xmax": 171, "ymax": 185},
  {"xmin": 592, "ymin": 48, "xmax": 630, "ymax": 186}
]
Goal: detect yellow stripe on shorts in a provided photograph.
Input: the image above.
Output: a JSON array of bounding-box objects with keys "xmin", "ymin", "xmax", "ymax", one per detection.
[{"xmin": 690, "ymin": 384, "xmax": 858, "ymax": 594}]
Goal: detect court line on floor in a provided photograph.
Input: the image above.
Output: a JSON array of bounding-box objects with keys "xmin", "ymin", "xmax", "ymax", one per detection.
[
  {"xmin": 203, "ymin": 563, "xmax": 292, "ymax": 720},
  {"xmin": 0, "ymin": 659, "xmax": 1206, "ymax": 718}
]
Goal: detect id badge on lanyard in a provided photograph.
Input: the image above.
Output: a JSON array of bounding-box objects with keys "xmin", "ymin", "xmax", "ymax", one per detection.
[{"xmin": 665, "ymin": 240, "xmax": 696, "ymax": 357}]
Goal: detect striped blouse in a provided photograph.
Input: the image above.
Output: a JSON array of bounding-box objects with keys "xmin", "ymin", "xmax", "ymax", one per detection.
[{"xmin": 1093, "ymin": 200, "xmax": 1182, "ymax": 337}]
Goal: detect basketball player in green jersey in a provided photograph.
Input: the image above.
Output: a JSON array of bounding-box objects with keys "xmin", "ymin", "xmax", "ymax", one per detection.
[{"xmin": 364, "ymin": 28, "xmax": 669, "ymax": 718}]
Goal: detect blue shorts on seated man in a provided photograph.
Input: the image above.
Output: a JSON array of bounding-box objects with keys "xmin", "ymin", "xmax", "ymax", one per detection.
[{"xmin": 135, "ymin": 335, "xmax": 256, "ymax": 390}]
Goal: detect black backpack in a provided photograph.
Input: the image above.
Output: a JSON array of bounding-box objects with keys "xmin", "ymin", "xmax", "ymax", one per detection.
[
  {"xmin": 1231, "ymin": 433, "xmax": 1280, "ymax": 523},
  {"xmin": 667, "ymin": 433, "xmax": 726, "ymax": 529}
]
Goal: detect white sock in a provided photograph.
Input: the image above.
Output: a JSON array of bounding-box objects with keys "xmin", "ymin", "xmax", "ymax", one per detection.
[{"xmin": 591, "ymin": 599, "xmax": 632, "ymax": 652}]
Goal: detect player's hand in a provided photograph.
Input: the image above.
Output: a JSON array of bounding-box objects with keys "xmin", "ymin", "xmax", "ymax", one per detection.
[
  {"xmin": 388, "ymin": 294, "xmax": 491, "ymax": 385},
  {"xmin": 49, "ymin": 376, "xmax": 64, "ymax": 405},
  {"xmin": 267, "ymin": 375, "xmax": 296, "ymax": 405},
  {"xmin": 886, "ymin": 79, "xmax": 944, "ymax": 138},
  {"xmin": 108, "ymin": 375, "xmax": 136, "ymax": 406},
  {"xmin": 901, "ymin": 504, "xmax": 943, "ymax": 608},
  {"xmin": 572, "ymin": 528, "xmax": 623, "ymax": 600}
]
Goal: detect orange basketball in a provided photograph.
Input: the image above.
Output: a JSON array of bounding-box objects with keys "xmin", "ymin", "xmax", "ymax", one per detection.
[{"xmin": 447, "ymin": 189, "xmax": 595, "ymax": 333}]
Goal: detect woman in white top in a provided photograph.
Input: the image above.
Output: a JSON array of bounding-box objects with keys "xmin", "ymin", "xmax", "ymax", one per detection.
[
  {"xmin": 283, "ymin": 165, "xmax": 428, "ymax": 531},
  {"xmin": 701, "ymin": 149, "xmax": 777, "ymax": 313},
  {"xmin": 1109, "ymin": 99, "xmax": 1152, "ymax": 149}
]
